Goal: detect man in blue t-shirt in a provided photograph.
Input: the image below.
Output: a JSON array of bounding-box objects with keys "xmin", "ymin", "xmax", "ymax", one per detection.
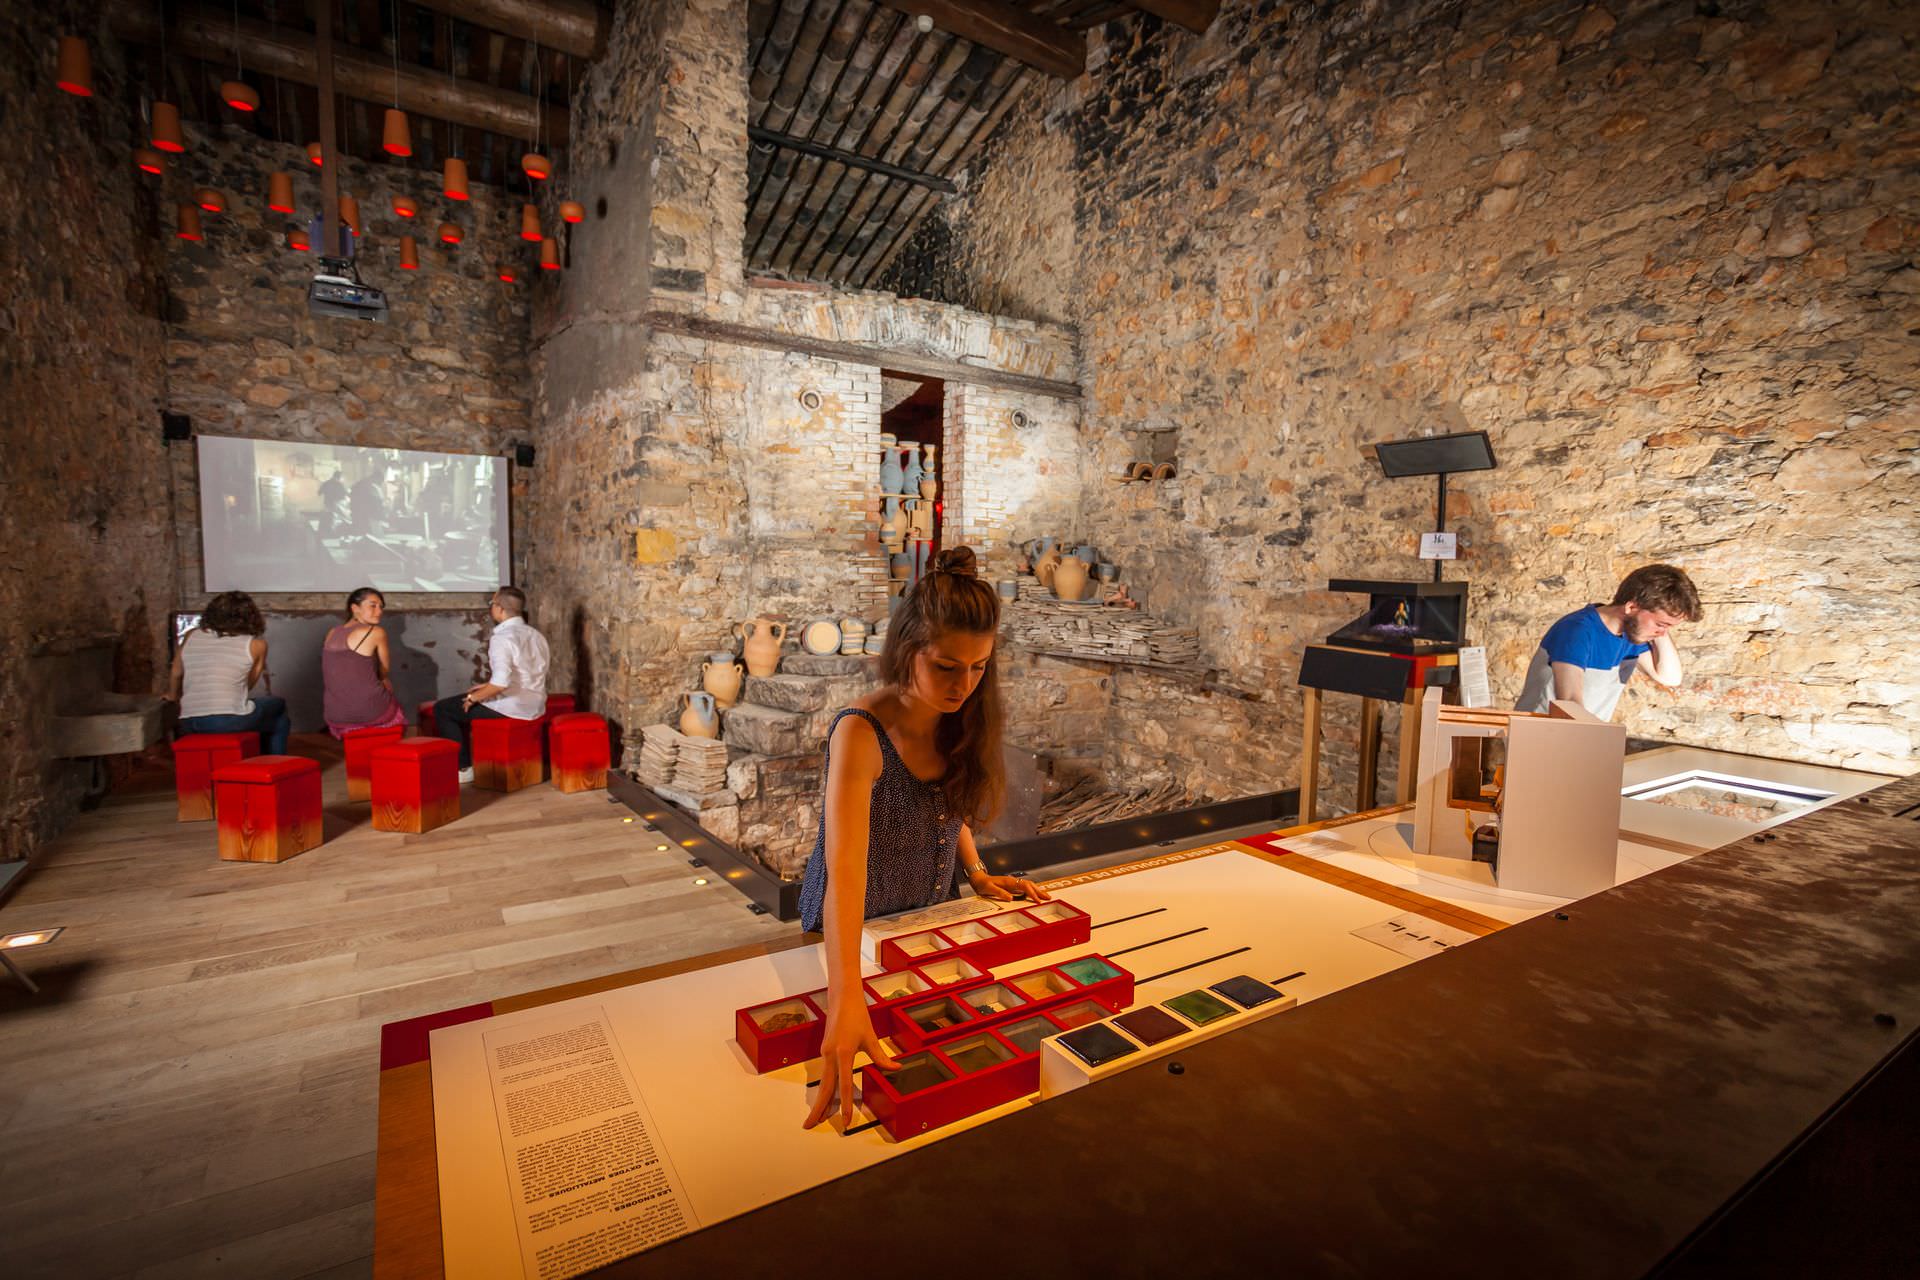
[{"xmin": 1517, "ymin": 564, "xmax": 1702, "ymax": 720}]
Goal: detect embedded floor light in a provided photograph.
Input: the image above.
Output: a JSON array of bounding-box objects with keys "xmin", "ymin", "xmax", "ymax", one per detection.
[
  {"xmin": 57, "ymin": 36, "xmax": 93, "ymax": 95},
  {"xmin": 152, "ymin": 100, "xmax": 185, "ymax": 152},
  {"xmin": 268, "ymin": 171, "xmax": 294, "ymax": 212},
  {"xmin": 382, "ymin": 107, "xmax": 411, "ymax": 156},
  {"xmin": 1, "ymin": 926, "xmax": 63, "ymax": 995},
  {"xmin": 221, "ymin": 80, "xmax": 259, "ymax": 111},
  {"xmin": 135, "ymin": 147, "xmax": 165, "ymax": 175},
  {"xmin": 443, "ymin": 156, "xmax": 469, "ymax": 200}
]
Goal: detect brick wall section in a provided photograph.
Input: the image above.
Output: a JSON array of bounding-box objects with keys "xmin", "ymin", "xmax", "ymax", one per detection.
[
  {"xmin": 884, "ymin": 0, "xmax": 1920, "ymax": 797},
  {"xmin": 0, "ymin": 6, "xmax": 175, "ymax": 861},
  {"xmin": 161, "ymin": 131, "xmax": 533, "ymax": 615}
]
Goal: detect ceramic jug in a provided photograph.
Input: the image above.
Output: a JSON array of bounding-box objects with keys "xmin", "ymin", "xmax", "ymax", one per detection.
[
  {"xmin": 1052, "ymin": 555, "xmax": 1089, "ymax": 602},
  {"xmin": 701, "ymin": 658, "xmax": 744, "ymax": 709},
  {"xmin": 919, "ymin": 471, "xmax": 937, "ymax": 499},
  {"xmin": 679, "ymin": 691, "xmax": 719, "ymax": 738},
  {"xmin": 734, "ymin": 618, "xmax": 787, "ymax": 678},
  {"xmin": 1034, "ymin": 547, "xmax": 1063, "ymax": 589},
  {"xmin": 880, "ymin": 442, "xmax": 905, "ymax": 495},
  {"xmin": 901, "ymin": 444, "xmax": 923, "ymax": 495}
]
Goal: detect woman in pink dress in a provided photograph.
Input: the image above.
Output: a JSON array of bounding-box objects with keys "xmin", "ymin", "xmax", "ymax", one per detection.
[{"xmin": 323, "ymin": 587, "xmax": 406, "ymax": 738}]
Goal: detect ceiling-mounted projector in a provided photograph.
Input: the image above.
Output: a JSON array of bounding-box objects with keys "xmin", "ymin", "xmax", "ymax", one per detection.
[{"xmin": 308, "ymin": 255, "xmax": 389, "ymax": 323}]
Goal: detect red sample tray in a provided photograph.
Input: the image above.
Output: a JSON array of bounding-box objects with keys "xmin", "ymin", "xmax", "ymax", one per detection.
[
  {"xmin": 888, "ymin": 955, "xmax": 1134, "ymax": 1053},
  {"xmin": 860, "ymin": 1026, "xmax": 1038, "ymax": 1140},
  {"xmin": 876, "ymin": 900, "xmax": 1092, "ymax": 973}
]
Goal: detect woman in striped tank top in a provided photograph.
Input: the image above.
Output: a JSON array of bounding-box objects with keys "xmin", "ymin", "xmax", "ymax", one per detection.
[
  {"xmin": 168, "ymin": 591, "xmax": 291, "ymax": 755},
  {"xmin": 799, "ymin": 547, "xmax": 1050, "ymax": 1131}
]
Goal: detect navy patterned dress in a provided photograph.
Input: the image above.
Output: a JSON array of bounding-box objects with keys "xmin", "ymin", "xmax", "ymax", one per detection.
[{"xmin": 798, "ymin": 708, "xmax": 964, "ymax": 933}]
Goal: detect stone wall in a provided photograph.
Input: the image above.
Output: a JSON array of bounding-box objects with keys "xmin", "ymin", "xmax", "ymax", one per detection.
[
  {"xmin": 162, "ymin": 130, "xmax": 533, "ymax": 617},
  {"xmin": 887, "ymin": 0, "xmax": 1920, "ymax": 794},
  {"xmin": 0, "ymin": 7, "xmax": 174, "ymax": 861}
]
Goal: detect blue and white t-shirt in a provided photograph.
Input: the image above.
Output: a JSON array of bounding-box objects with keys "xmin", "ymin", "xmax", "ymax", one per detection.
[{"xmin": 1516, "ymin": 606, "xmax": 1649, "ymax": 721}]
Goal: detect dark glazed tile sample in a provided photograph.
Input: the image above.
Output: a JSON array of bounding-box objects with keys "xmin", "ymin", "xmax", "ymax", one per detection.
[
  {"xmin": 1209, "ymin": 975, "xmax": 1283, "ymax": 1009},
  {"xmin": 1058, "ymin": 1022, "xmax": 1140, "ymax": 1068},
  {"xmin": 1164, "ymin": 990, "xmax": 1236, "ymax": 1026},
  {"xmin": 1114, "ymin": 1006, "xmax": 1187, "ymax": 1046}
]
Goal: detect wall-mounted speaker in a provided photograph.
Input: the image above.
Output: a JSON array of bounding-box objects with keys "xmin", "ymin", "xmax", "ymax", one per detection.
[
  {"xmin": 514, "ymin": 443, "xmax": 535, "ymax": 468},
  {"xmin": 161, "ymin": 411, "xmax": 192, "ymax": 443}
]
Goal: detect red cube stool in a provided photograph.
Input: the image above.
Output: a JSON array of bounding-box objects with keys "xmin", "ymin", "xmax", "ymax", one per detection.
[
  {"xmin": 172, "ymin": 732, "xmax": 259, "ymax": 822},
  {"xmin": 342, "ymin": 724, "xmax": 406, "ymax": 801},
  {"xmin": 544, "ymin": 693, "xmax": 577, "ymax": 719},
  {"xmin": 212, "ymin": 755, "xmax": 322, "ymax": 863},
  {"xmin": 371, "ymin": 738, "xmax": 460, "ymax": 834},
  {"xmin": 549, "ymin": 713, "xmax": 611, "ymax": 793},
  {"xmin": 473, "ymin": 717, "xmax": 545, "ymax": 792},
  {"xmin": 416, "ymin": 699, "xmax": 438, "ymax": 738}
]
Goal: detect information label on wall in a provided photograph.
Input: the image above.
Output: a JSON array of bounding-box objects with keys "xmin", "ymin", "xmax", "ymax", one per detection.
[
  {"xmin": 1456, "ymin": 645, "xmax": 1491, "ymax": 708},
  {"xmin": 1418, "ymin": 531, "xmax": 1458, "ymax": 560}
]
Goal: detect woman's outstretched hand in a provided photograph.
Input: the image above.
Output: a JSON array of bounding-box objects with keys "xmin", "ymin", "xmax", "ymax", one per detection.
[
  {"xmin": 802, "ymin": 1003, "xmax": 900, "ymax": 1131},
  {"xmin": 974, "ymin": 873, "xmax": 1052, "ymax": 903}
]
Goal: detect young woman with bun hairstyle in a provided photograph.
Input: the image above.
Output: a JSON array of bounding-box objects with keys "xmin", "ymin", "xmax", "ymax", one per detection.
[{"xmin": 799, "ymin": 545, "xmax": 1051, "ymax": 1130}]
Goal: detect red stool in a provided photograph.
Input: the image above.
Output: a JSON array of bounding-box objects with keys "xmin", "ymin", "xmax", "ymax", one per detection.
[
  {"xmin": 536, "ymin": 692, "xmax": 578, "ymax": 764},
  {"xmin": 416, "ymin": 699, "xmax": 438, "ymax": 738},
  {"xmin": 473, "ymin": 717, "xmax": 545, "ymax": 792},
  {"xmin": 545, "ymin": 693, "xmax": 577, "ymax": 718},
  {"xmin": 172, "ymin": 732, "xmax": 259, "ymax": 822},
  {"xmin": 342, "ymin": 724, "xmax": 406, "ymax": 801},
  {"xmin": 549, "ymin": 713, "xmax": 611, "ymax": 793},
  {"xmin": 212, "ymin": 755, "xmax": 322, "ymax": 863},
  {"xmin": 371, "ymin": 738, "xmax": 460, "ymax": 834}
]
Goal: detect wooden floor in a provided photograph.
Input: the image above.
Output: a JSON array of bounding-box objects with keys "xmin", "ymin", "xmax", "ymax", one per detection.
[{"xmin": 0, "ymin": 736, "xmax": 793, "ymax": 1278}]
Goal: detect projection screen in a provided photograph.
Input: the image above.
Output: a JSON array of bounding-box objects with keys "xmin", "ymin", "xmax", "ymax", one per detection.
[{"xmin": 197, "ymin": 436, "xmax": 511, "ymax": 593}]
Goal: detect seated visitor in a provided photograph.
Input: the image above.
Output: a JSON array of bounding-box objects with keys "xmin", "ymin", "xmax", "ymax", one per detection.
[
  {"xmin": 323, "ymin": 587, "xmax": 406, "ymax": 738},
  {"xmin": 799, "ymin": 546, "xmax": 1050, "ymax": 1131},
  {"xmin": 169, "ymin": 591, "xmax": 291, "ymax": 755},
  {"xmin": 433, "ymin": 586, "xmax": 550, "ymax": 783},
  {"xmin": 1516, "ymin": 563, "xmax": 1702, "ymax": 721}
]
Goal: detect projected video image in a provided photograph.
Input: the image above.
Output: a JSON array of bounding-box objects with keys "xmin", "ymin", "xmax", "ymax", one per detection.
[{"xmin": 198, "ymin": 437, "xmax": 510, "ymax": 593}]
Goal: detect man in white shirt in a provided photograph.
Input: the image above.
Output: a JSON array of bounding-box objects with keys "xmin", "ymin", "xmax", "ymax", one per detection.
[{"xmin": 434, "ymin": 586, "xmax": 551, "ymax": 782}]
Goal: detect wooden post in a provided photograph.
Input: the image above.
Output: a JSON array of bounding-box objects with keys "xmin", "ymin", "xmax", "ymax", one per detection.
[
  {"xmin": 1300, "ymin": 685, "xmax": 1322, "ymax": 824},
  {"xmin": 1397, "ymin": 684, "xmax": 1424, "ymax": 804},
  {"xmin": 316, "ymin": 0, "xmax": 340, "ymax": 257},
  {"xmin": 1357, "ymin": 697, "xmax": 1380, "ymax": 813}
]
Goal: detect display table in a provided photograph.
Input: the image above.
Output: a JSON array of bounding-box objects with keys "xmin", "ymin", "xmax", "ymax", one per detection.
[{"xmin": 374, "ymin": 754, "xmax": 1916, "ymax": 1279}]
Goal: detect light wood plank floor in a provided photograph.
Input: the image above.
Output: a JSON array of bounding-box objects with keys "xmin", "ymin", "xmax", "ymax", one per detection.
[{"xmin": 0, "ymin": 736, "xmax": 794, "ymax": 1278}]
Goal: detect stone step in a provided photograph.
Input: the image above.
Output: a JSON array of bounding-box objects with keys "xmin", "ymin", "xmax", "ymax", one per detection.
[
  {"xmin": 781, "ymin": 652, "xmax": 874, "ymax": 678},
  {"xmin": 744, "ymin": 671, "xmax": 872, "ymax": 714},
  {"xmin": 720, "ymin": 701, "xmax": 814, "ymax": 756}
]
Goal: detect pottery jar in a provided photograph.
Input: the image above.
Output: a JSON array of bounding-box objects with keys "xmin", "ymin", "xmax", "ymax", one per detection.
[
  {"xmin": 1052, "ymin": 555, "xmax": 1089, "ymax": 602},
  {"xmin": 679, "ymin": 690, "xmax": 720, "ymax": 738},
  {"xmin": 901, "ymin": 443, "xmax": 923, "ymax": 495},
  {"xmin": 734, "ymin": 618, "xmax": 787, "ymax": 677},
  {"xmin": 1034, "ymin": 548, "xmax": 1063, "ymax": 590},
  {"xmin": 701, "ymin": 658, "xmax": 745, "ymax": 709},
  {"xmin": 880, "ymin": 443, "xmax": 905, "ymax": 495}
]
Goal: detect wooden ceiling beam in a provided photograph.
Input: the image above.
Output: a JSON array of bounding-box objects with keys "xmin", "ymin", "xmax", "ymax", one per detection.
[
  {"xmin": 109, "ymin": 0, "xmax": 567, "ymax": 145},
  {"xmin": 876, "ymin": 0, "xmax": 1083, "ymax": 79},
  {"xmin": 403, "ymin": 0, "xmax": 604, "ymax": 60},
  {"xmin": 1115, "ymin": 0, "xmax": 1219, "ymax": 34}
]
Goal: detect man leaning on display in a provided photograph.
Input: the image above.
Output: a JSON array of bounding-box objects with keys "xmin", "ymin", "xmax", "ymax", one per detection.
[
  {"xmin": 434, "ymin": 586, "xmax": 550, "ymax": 783},
  {"xmin": 1516, "ymin": 563, "xmax": 1702, "ymax": 721}
]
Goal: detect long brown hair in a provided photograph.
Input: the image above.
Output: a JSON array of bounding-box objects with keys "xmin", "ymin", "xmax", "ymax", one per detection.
[
  {"xmin": 879, "ymin": 546, "xmax": 1005, "ymax": 827},
  {"xmin": 201, "ymin": 591, "xmax": 265, "ymax": 637}
]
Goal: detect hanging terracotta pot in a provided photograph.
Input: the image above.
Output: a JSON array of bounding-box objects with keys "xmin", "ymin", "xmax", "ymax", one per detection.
[
  {"xmin": 152, "ymin": 101, "xmax": 185, "ymax": 152},
  {"xmin": 560, "ymin": 200, "xmax": 585, "ymax": 224},
  {"xmin": 519, "ymin": 203, "xmax": 542, "ymax": 242},
  {"xmin": 443, "ymin": 156, "xmax": 469, "ymax": 200},
  {"xmin": 733, "ymin": 619, "xmax": 787, "ymax": 678},
  {"xmin": 398, "ymin": 235, "xmax": 419, "ymax": 270},
  {"xmin": 338, "ymin": 195, "xmax": 360, "ymax": 233},
  {"xmin": 134, "ymin": 148, "xmax": 165, "ymax": 175},
  {"xmin": 438, "ymin": 221, "xmax": 462, "ymax": 245},
  {"xmin": 57, "ymin": 36, "xmax": 93, "ymax": 96},
  {"xmin": 539, "ymin": 237, "xmax": 560, "ymax": 271},
  {"xmin": 392, "ymin": 195, "xmax": 417, "ymax": 218},
  {"xmin": 195, "ymin": 188, "xmax": 225, "ymax": 213},
  {"xmin": 267, "ymin": 171, "xmax": 294, "ymax": 212},
  {"xmin": 382, "ymin": 108, "xmax": 411, "ymax": 156},
  {"xmin": 1052, "ymin": 555, "xmax": 1089, "ymax": 602},
  {"xmin": 521, "ymin": 152, "xmax": 551, "ymax": 181},
  {"xmin": 287, "ymin": 227, "xmax": 310, "ymax": 251},
  {"xmin": 307, "ymin": 140, "xmax": 324, "ymax": 166},
  {"xmin": 497, "ymin": 266, "xmax": 517, "ymax": 283},
  {"xmin": 678, "ymin": 692, "xmax": 720, "ymax": 739},
  {"xmin": 176, "ymin": 204, "xmax": 203, "ymax": 241},
  {"xmin": 701, "ymin": 658, "xmax": 745, "ymax": 709},
  {"xmin": 221, "ymin": 80, "xmax": 258, "ymax": 112}
]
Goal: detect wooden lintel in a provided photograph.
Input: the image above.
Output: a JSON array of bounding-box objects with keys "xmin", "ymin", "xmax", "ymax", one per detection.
[
  {"xmin": 878, "ymin": 1, "xmax": 1085, "ymax": 81},
  {"xmin": 110, "ymin": 1, "xmax": 567, "ymax": 144},
  {"xmin": 1119, "ymin": 0, "xmax": 1221, "ymax": 34},
  {"xmin": 648, "ymin": 310, "xmax": 1082, "ymax": 401},
  {"xmin": 405, "ymin": 0, "xmax": 604, "ymax": 59}
]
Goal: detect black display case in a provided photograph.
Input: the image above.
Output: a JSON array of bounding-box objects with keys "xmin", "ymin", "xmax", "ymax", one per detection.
[{"xmin": 1325, "ymin": 579, "xmax": 1468, "ymax": 654}]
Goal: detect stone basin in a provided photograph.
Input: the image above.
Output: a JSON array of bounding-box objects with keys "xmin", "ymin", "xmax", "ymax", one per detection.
[{"xmin": 49, "ymin": 692, "xmax": 168, "ymax": 758}]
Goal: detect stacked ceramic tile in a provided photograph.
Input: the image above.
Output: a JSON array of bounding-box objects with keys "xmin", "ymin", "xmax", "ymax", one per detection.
[
  {"xmin": 638, "ymin": 724, "xmax": 680, "ymax": 789},
  {"xmin": 672, "ymin": 737, "xmax": 731, "ymax": 794},
  {"xmin": 1005, "ymin": 577, "xmax": 1201, "ymax": 668}
]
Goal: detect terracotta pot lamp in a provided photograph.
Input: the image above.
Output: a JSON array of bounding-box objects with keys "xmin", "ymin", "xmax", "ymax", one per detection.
[
  {"xmin": 176, "ymin": 204, "xmax": 203, "ymax": 241},
  {"xmin": 519, "ymin": 203, "xmax": 542, "ymax": 242},
  {"xmin": 498, "ymin": 266, "xmax": 517, "ymax": 283},
  {"xmin": 57, "ymin": 35, "xmax": 93, "ymax": 96},
  {"xmin": 221, "ymin": 80, "xmax": 259, "ymax": 112},
  {"xmin": 443, "ymin": 157, "xmax": 469, "ymax": 200},
  {"xmin": 382, "ymin": 108, "xmax": 411, "ymax": 156},
  {"xmin": 196, "ymin": 188, "xmax": 226, "ymax": 213},
  {"xmin": 438, "ymin": 221, "xmax": 462, "ymax": 245},
  {"xmin": 539, "ymin": 237, "xmax": 560, "ymax": 271},
  {"xmin": 152, "ymin": 101, "xmax": 185, "ymax": 152},
  {"xmin": 392, "ymin": 195, "xmax": 417, "ymax": 218},
  {"xmin": 560, "ymin": 200, "xmax": 585, "ymax": 224},
  {"xmin": 338, "ymin": 195, "xmax": 361, "ymax": 234},
  {"xmin": 288, "ymin": 227, "xmax": 311, "ymax": 251},
  {"xmin": 307, "ymin": 141, "xmax": 324, "ymax": 166},
  {"xmin": 135, "ymin": 148, "xmax": 165, "ymax": 175},
  {"xmin": 267, "ymin": 171, "xmax": 294, "ymax": 213},
  {"xmin": 521, "ymin": 152, "xmax": 551, "ymax": 181},
  {"xmin": 398, "ymin": 235, "xmax": 419, "ymax": 270}
]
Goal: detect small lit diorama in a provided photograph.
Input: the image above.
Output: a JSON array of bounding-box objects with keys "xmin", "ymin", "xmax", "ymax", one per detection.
[{"xmin": 1622, "ymin": 772, "xmax": 1831, "ymax": 825}]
